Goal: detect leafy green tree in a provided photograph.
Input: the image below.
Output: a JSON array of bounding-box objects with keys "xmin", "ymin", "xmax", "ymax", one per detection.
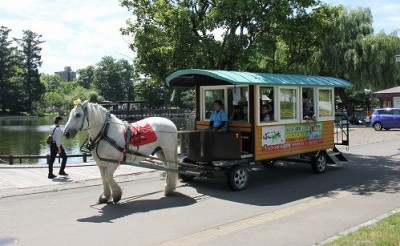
[
  {"xmin": 43, "ymin": 91, "xmax": 64, "ymax": 110},
  {"xmin": 41, "ymin": 73, "xmax": 63, "ymax": 92},
  {"xmin": 0, "ymin": 26, "xmax": 19, "ymax": 113},
  {"xmin": 41, "ymin": 74, "xmax": 66, "ymax": 113},
  {"xmin": 308, "ymin": 6, "xmax": 400, "ymax": 113},
  {"xmin": 93, "ymin": 56, "xmax": 135, "ymax": 101},
  {"xmin": 360, "ymin": 32, "xmax": 400, "ymax": 90},
  {"xmin": 170, "ymin": 88, "xmax": 194, "ymax": 109},
  {"xmin": 134, "ymin": 79, "xmax": 164, "ymax": 108},
  {"xmin": 76, "ymin": 65, "xmax": 95, "ymax": 89},
  {"xmin": 120, "ymin": 0, "xmax": 325, "ymax": 80},
  {"xmin": 16, "ymin": 30, "xmax": 45, "ymax": 113}
]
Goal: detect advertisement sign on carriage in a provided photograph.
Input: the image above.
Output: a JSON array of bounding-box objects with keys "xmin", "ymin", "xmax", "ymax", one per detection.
[{"xmin": 262, "ymin": 123, "xmax": 322, "ymax": 152}]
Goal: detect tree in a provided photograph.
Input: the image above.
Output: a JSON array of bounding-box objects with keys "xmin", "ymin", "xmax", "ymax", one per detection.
[
  {"xmin": 170, "ymin": 88, "xmax": 194, "ymax": 109},
  {"xmin": 0, "ymin": 26, "xmax": 19, "ymax": 112},
  {"xmin": 93, "ymin": 56, "xmax": 135, "ymax": 101},
  {"xmin": 134, "ymin": 79, "xmax": 165, "ymax": 108},
  {"xmin": 76, "ymin": 65, "xmax": 96, "ymax": 89},
  {"xmin": 120, "ymin": 0, "xmax": 326, "ymax": 80},
  {"xmin": 308, "ymin": 6, "xmax": 400, "ymax": 113},
  {"xmin": 41, "ymin": 73, "xmax": 63, "ymax": 92},
  {"xmin": 16, "ymin": 30, "xmax": 45, "ymax": 113},
  {"xmin": 360, "ymin": 32, "xmax": 400, "ymax": 90}
]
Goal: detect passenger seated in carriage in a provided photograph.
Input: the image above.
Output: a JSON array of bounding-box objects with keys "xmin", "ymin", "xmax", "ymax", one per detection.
[
  {"xmin": 209, "ymin": 100, "xmax": 228, "ymax": 131},
  {"xmin": 231, "ymin": 105, "xmax": 244, "ymax": 121},
  {"xmin": 260, "ymin": 103, "xmax": 273, "ymax": 121},
  {"xmin": 302, "ymin": 91, "xmax": 314, "ymax": 120}
]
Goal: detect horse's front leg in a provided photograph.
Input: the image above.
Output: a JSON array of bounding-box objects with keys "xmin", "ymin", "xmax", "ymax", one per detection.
[
  {"xmin": 97, "ymin": 164, "xmax": 111, "ymax": 204},
  {"xmin": 105, "ymin": 163, "xmax": 122, "ymax": 204}
]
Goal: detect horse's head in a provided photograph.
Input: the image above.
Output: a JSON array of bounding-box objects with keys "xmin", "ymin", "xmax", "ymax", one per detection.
[{"xmin": 64, "ymin": 99, "xmax": 88, "ymax": 139}]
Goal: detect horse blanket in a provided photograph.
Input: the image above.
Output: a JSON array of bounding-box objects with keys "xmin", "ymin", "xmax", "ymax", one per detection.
[{"xmin": 125, "ymin": 122, "xmax": 158, "ymax": 147}]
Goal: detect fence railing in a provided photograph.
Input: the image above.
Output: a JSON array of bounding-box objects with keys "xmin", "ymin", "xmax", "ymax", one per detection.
[
  {"xmin": 112, "ymin": 108, "xmax": 192, "ymax": 120},
  {"xmin": 0, "ymin": 153, "xmax": 92, "ymax": 165}
]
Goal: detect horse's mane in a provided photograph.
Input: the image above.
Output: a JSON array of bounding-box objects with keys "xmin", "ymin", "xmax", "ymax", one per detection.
[
  {"xmin": 85, "ymin": 102, "xmax": 107, "ymax": 124},
  {"xmin": 86, "ymin": 102, "xmax": 123, "ymax": 126}
]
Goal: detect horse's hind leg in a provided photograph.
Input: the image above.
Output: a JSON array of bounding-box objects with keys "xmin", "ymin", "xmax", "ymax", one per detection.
[
  {"xmin": 160, "ymin": 148, "xmax": 178, "ymax": 196},
  {"xmin": 97, "ymin": 165, "xmax": 111, "ymax": 204},
  {"xmin": 105, "ymin": 163, "xmax": 122, "ymax": 204}
]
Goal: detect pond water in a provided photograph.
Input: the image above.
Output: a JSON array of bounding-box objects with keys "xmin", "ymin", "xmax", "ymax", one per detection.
[{"xmin": 0, "ymin": 116, "xmax": 194, "ymax": 164}]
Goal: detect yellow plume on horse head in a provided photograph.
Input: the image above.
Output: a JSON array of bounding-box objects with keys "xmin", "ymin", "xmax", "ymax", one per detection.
[{"xmin": 73, "ymin": 98, "xmax": 81, "ymax": 105}]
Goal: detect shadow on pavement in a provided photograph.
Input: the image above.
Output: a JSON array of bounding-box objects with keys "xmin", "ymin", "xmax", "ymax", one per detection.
[
  {"xmin": 77, "ymin": 191, "xmax": 196, "ymax": 223},
  {"xmin": 182, "ymin": 153, "xmax": 400, "ymax": 206},
  {"xmin": 52, "ymin": 176, "xmax": 72, "ymax": 183}
]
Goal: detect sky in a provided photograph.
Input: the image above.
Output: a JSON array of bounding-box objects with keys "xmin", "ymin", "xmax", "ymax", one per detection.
[{"xmin": 0, "ymin": 0, "xmax": 399, "ymax": 75}]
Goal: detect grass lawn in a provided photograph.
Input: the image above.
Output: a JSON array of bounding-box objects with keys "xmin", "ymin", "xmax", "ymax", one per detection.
[{"xmin": 326, "ymin": 212, "xmax": 400, "ymax": 245}]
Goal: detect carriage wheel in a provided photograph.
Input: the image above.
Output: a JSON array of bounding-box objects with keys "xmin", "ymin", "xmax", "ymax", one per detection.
[
  {"xmin": 227, "ymin": 165, "xmax": 249, "ymax": 191},
  {"xmin": 311, "ymin": 152, "xmax": 327, "ymax": 174}
]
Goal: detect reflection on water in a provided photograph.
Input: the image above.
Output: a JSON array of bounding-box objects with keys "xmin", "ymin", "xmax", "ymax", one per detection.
[{"xmin": 0, "ymin": 116, "xmax": 194, "ymax": 164}]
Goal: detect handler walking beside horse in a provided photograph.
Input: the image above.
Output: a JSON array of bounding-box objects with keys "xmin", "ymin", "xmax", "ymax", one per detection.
[{"xmin": 48, "ymin": 116, "xmax": 68, "ymax": 179}]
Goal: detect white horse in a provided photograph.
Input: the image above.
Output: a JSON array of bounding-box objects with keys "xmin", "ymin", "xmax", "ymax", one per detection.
[{"xmin": 63, "ymin": 100, "xmax": 178, "ymax": 204}]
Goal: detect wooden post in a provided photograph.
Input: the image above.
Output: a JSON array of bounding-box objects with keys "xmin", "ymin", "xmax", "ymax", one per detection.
[
  {"xmin": 9, "ymin": 155, "xmax": 13, "ymax": 165},
  {"xmin": 83, "ymin": 153, "xmax": 87, "ymax": 163}
]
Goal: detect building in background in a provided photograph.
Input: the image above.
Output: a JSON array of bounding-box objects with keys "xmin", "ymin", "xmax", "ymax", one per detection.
[
  {"xmin": 55, "ymin": 66, "xmax": 76, "ymax": 81},
  {"xmin": 373, "ymin": 86, "xmax": 400, "ymax": 108}
]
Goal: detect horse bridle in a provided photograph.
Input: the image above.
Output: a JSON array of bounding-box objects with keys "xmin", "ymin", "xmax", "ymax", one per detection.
[{"xmin": 79, "ymin": 105, "xmax": 90, "ymax": 131}]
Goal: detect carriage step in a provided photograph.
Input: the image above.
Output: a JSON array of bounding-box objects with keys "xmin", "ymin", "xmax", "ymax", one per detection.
[
  {"xmin": 327, "ymin": 151, "xmax": 348, "ymax": 164},
  {"xmin": 333, "ymin": 152, "xmax": 348, "ymax": 162},
  {"xmin": 333, "ymin": 146, "xmax": 348, "ymax": 161}
]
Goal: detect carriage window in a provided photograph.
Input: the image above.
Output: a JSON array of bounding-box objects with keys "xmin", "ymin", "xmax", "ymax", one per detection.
[
  {"xmin": 279, "ymin": 88, "xmax": 297, "ymax": 120},
  {"xmin": 228, "ymin": 87, "xmax": 248, "ymax": 121},
  {"xmin": 259, "ymin": 87, "xmax": 275, "ymax": 122},
  {"xmin": 318, "ymin": 89, "xmax": 333, "ymax": 118},
  {"xmin": 204, "ymin": 89, "xmax": 225, "ymax": 120}
]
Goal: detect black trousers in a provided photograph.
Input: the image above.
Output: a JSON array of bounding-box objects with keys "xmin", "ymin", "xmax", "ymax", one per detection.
[{"xmin": 49, "ymin": 143, "xmax": 67, "ymax": 174}]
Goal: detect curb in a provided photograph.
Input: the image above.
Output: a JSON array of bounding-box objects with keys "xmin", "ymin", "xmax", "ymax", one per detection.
[{"xmin": 316, "ymin": 207, "xmax": 400, "ymax": 245}]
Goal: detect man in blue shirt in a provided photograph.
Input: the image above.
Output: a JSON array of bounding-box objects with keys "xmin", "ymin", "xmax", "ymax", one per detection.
[{"xmin": 209, "ymin": 100, "xmax": 228, "ymax": 131}]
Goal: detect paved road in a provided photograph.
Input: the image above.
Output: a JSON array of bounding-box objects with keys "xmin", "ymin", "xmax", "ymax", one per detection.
[{"xmin": 0, "ymin": 126, "xmax": 400, "ymax": 245}]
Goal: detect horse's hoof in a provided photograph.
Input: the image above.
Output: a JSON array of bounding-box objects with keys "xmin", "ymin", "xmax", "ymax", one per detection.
[
  {"xmin": 112, "ymin": 193, "xmax": 122, "ymax": 204},
  {"xmin": 98, "ymin": 195, "xmax": 109, "ymax": 204},
  {"xmin": 164, "ymin": 189, "xmax": 176, "ymax": 197}
]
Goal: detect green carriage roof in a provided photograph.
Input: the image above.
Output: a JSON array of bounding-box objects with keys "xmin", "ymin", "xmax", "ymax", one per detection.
[{"xmin": 166, "ymin": 69, "xmax": 353, "ymax": 87}]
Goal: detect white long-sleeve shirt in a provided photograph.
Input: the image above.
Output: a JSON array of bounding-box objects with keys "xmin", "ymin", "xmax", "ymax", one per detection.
[{"xmin": 49, "ymin": 125, "xmax": 62, "ymax": 147}]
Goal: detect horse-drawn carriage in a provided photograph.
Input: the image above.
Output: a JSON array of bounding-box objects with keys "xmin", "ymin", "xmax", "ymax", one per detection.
[
  {"xmin": 64, "ymin": 70, "xmax": 352, "ymax": 204},
  {"xmin": 167, "ymin": 69, "xmax": 352, "ymax": 191}
]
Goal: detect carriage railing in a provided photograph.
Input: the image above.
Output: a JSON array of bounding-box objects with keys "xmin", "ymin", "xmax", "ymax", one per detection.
[{"xmin": 334, "ymin": 113, "xmax": 349, "ymax": 146}]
